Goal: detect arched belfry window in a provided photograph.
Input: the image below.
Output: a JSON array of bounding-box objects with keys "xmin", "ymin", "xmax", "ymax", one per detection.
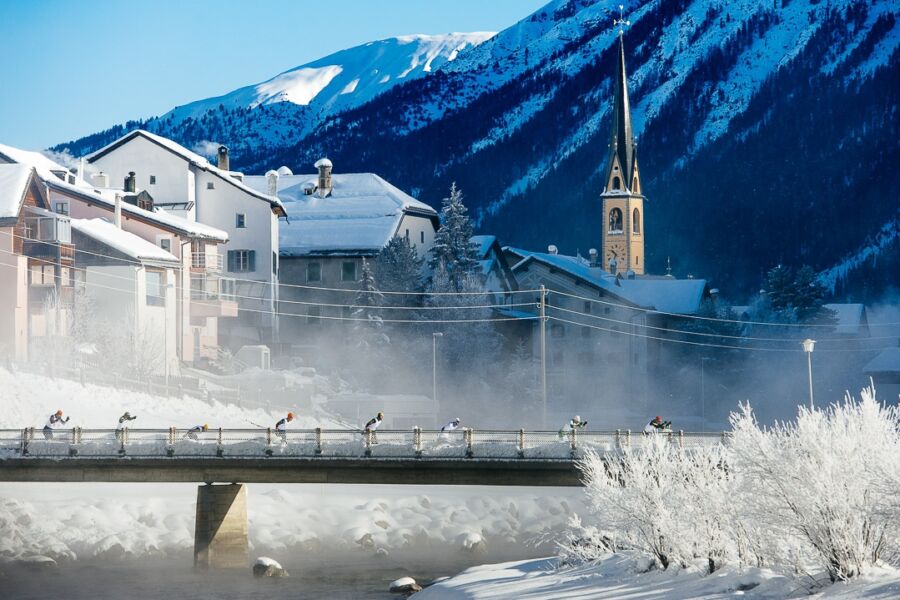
[
  {"xmin": 633, "ymin": 208, "xmax": 641, "ymax": 234},
  {"xmin": 608, "ymin": 208, "xmax": 623, "ymax": 233},
  {"xmin": 611, "ymin": 176, "xmax": 621, "ymax": 190}
]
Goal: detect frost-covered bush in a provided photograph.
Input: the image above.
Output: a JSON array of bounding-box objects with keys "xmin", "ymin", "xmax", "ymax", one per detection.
[
  {"xmin": 577, "ymin": 436, "xmax": 733, "ymax": 571},
  {"xmin": 729, "ymin": 386, "xmax": 900, "ymax": 582},
  {"xmin": 571, "ymin": 385, "xmax": 900, "ymax": 584}
]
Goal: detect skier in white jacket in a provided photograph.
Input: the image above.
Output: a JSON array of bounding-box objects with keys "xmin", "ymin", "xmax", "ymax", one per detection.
[
  {"xmin": 43, "ymin": 410, "xmax": 69, "ymax": 440},
  {"xmin": 440, "ymin": 417, "xmax": 462, "ymax": 440}
]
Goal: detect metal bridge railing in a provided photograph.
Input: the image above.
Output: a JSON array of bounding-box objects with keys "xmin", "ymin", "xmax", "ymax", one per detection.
[{"xmin": 0, "ymin": 428, "xmax": 731, "ymax": 460}]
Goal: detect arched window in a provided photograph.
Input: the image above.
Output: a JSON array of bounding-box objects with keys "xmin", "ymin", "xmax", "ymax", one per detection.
[
  {"xmin": 608, "ymin": 208, "xmax": 623, "ymax": 233},
  {"xmin": 611, "ymin": 176, "xmax": 621, "ymax": 190},
  {"xmin": 633, "ymin": 208, "xmax": 641, "ymax": 234}
]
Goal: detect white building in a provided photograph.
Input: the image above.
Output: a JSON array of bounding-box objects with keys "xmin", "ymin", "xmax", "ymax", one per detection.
[
  {"xmin": 85, "ymin": 130, "xmax": 286, "ymax": 347},
  {"xmin": 243, "ymin": 160, "xmax": 439, "ymax": 357},
  {"xmin": 70, "ymin": 218, "xmax": 180, "ymax": 376}
]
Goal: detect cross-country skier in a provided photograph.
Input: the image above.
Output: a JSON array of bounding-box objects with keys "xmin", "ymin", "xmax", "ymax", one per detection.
[
  {"xmin": 115, "ymin": 411, "xmax": 137, "ymax": 442},
  {"xmin": 364, "ymin": 412, "xmax": 384, "ymax": 443},
  {"xmin": 559, "ymin": 415, "xmax": 587, "ymax": 439},
  {"xmin": 643, "ymin": 415, "xmax": 671, "ymax": 434},
  {"xmin": 275, "ymin": 412, "xmax": 294, "ymax": 441},
  {"xmin": 440, "ymin": 417, "xmax": 462, "ymax": 440},
  {"xmin": 185, "ymin": 424, "xmax": 209, "ymax": 440},
  {"xmin": 43, "ymin": 410, "xmax": 69, "ymax": 440}
]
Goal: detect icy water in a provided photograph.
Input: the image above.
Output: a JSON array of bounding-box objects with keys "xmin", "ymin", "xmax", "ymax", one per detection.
[{"xmin": 0, "ymin": 557, "xmax": 457, "ymax": 599}]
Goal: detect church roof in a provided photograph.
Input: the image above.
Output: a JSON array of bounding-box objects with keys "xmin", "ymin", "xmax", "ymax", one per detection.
[
  {"xmin": 606, "ymin": 34, "xmax": 637, "ymax": 191},
  {"xmin": 507, "ymin": 247, "xmax": 707, "ymax": 315}
]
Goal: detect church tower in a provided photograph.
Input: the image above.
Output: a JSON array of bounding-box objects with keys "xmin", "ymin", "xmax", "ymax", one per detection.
[{"xmin": 601, "ymin": 23, "xmax": 644, "ymax": 276}]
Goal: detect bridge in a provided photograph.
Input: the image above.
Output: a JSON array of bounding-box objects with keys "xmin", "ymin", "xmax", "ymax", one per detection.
[{"xmin": 1, "ymin": 427, "xmax": 727, "ymax": 568}]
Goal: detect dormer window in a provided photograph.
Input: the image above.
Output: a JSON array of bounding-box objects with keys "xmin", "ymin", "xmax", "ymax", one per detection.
[
  {"xmin": 150, "ymin": 175, "xmax": 156, "ymax": 185},
  {"xmin": 207, "ymin": 182, "xmax": 214, "ymax": 190}
]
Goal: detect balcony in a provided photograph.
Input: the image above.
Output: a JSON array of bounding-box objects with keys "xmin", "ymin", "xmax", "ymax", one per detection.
[
  {"xmin": 191, "ymin": 252, "xmax": 223, "ymax": 273},
  {"xmin": 23, "ymin": 213, "xmax": 74, "ymax": 265},
  {"xmin": 189, "ymin": 274, "xmax": 238, "ymax": 318}
]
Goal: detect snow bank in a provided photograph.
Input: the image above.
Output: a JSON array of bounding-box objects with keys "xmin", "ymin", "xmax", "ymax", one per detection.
[{"xmin": 416, "ymin": 555, "xmax": 900, "ymax": 599}]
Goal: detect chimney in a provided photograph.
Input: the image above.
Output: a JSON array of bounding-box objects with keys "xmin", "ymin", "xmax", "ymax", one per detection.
[
  {"xmin": 91, "ymin": 171, "xmax": 109, "ymax": 188},
  {"xmin": 588, "ymin": 248, "xmax": 598, "ymax": 267},
  {"xmin": 77, "ymin": 158, "xmax": 85, "ymax": 181},
  {"xmin": 124, "ymin": 171, "xmax": 136, "ymax": 193},
  {"xmin": 314, "ymin": 158, "xmax": 333, "ymax": 198},
  {"xmin": 266, "ymin": 170, "xmax": 279, "ymax": 196},
  {"xmin": 547, "ymin": 244, "xmax": 558, "ymax": 255},
  {"xmin": 217, "ymin": 145, "xmax": 230, "ymax": 171},
  {"xmin": 114, "ymin": 193, "xmax": 122, "ymax": 228}
]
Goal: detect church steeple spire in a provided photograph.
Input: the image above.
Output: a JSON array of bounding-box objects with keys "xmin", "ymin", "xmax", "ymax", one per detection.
[
  {"xmin": 607, "ymin": 32, "xmax": 637, "ymax": 191},
  {"xmin": 601, "ymin": 5, "xmax": 645, "ymax": 276}
]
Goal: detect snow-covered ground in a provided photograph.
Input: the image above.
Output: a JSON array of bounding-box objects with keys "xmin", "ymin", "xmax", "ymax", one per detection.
[{"xmin": 417, "ymin": 554, "xmax": 900, "ymax": 599}]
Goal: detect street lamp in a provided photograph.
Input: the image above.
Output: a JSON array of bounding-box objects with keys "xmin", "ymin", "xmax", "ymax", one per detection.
[
  {"xmin": 802, "ymin": 339, "xmax": 816, "ymax": 409},
  {"xmin": 432, "ymin": 333, "xmax": 443, "ymax": 406}
]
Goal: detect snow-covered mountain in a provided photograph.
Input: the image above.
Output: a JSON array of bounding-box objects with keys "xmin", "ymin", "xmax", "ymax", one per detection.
[{"xmin": 56, "ymin": 0, "xmax": 899, "ymax": 298}]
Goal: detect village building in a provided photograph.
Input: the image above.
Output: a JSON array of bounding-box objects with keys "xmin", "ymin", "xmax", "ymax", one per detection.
[
  {"xmin": 85, "ymin": 130, "xmax": 285, "ymax": 348},
  {"xmin": 0, "ymin": 164, "xmax": 73, "ymax": 361},
  {"xmin": 243, "ymin": 161, "xmax": 439, "ymax": 360},
  {"xmin": 69, "ymin": 218, "xmax": 180, "ymax": 376},
  {"xmin": 0, "ymin": 143, "xmax": 234, "ymax": 369}
]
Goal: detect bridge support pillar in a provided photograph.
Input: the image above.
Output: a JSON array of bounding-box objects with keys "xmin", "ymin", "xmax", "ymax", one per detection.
[{"xmin": 194, "ymin": 483, "xmax": 248, "ymax": 569}]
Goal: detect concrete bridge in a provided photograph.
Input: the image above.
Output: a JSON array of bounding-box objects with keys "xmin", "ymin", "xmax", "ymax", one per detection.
[{"xmin": 0, "ymin": 427, "xmax": 728, "ymax": 568}]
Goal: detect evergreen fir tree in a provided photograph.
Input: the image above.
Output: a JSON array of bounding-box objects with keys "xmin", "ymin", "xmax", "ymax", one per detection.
[
  {"xmin": 375, "ymin": 235, "xmax": 424, "ymax": 305},
  {"xmin": 428, "ymin": 183, "xmax": 479, "ymax": 292},
  {"xmin": 353, "ymin": 259, "xmax": 389, "ymax": 349}
]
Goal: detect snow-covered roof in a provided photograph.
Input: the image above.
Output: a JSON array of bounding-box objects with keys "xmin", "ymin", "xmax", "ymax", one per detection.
[
  {"xmin": 71, "ymin": 218, "xmax": 179, "ymax": 264},
  {"xmin": 0, "ymin": 163, "xmax": 34, "ymax": 221},
  {"xmin": 508, "ymin": 247, "xmax": 708, "ymax": 314},
  {"xmin": 86, "ymin": 130, "xmax": 285, "ymax": 214},
  {"xmin": 0, "ymin": 140, "xmax": 227, "ymax": 241},
  {"xmin": 471, "ymin": 235, "xmax": 497, "ymax": 259},
  {"xmin": 863, "ymin": 347, "xmax": 900, "ymax": 374},
  {"xmin": 0, "ymin": 143, "xmax": 69, "ymax": 177},
  {"xmin": 244, "ymin": 171, "xmax": 438, "ymax": 256},
  {"xmin": 824, "ymin": 303, "xmax": 868, "ymax": 336}
]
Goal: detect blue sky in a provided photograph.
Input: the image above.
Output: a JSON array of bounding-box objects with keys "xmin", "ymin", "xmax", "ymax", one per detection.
[{"xmin": 0, "ymin": 0, "xmax": 548, "ymax": 149}]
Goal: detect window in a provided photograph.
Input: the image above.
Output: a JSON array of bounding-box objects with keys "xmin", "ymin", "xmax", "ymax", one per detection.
[
  {"xmin": 227, "ymin": 249, "xmax": 255, "ymax": 272},
  {"xmin": 581, "ymin": 327, "xmax": 591, "ymax": 339},
  {"xmin": 307, "ymin": 306, "xmax": 321, "ymax": 325},
  {"xmin": 272, "ymin": 251, "xmax": 277, "ymax": 275},
  {"xmin": 583, "ymin": 301, "xmax": 591, "ymax": 314},
  {"xmin": 633, "ymin": 208, "xmax": 641, "ymax": 234},
  {"xmin": 608, "ymin": 208, "xmax": 623, "ymax": 233},
  {"xmin": 159, "ymin": 239, "xmax": 172, "ymax": 253},
  {"xmin": 306, "ymin": 262, "xmax": 322, "ymax": 282},
  {"xmin": 420, "ymin": 231, "xmax": 425, "ymax": 244},
  {"xmin": 220, "ymin": 278, "xmax": 236, "ymax": 300},
  {"xmin": 146, "ymin": 271, "xmax": 165, "ymax": 306},
  {"xmin": 235, "ymin": 213, "xmax": 246, "ymax": 228},
  {"xmin": 55, "ymin": 202, "xmax": 69, "ymax": 216},
  {"xmin": 150, "ymin": 175, "xmax": 157, "ymax": 185},
  {"xmin": 550, "ymin": 323, "xmax": 565, "ymax": 338},
  {"xmin": 341, "ymin": 261, "xmax": 357, "ymax": 282},
  {"xmin": 207, "ymin": 181, "xmax": 214, "ymax": 190},
  {"xmin": 405, "ymin": 229, "xmax": 409, "ymax": 239},
  {"xmin": 30, "ymin": 264, "xmax": 54, "ymax": 286},
  {"xmin": 612, "ymin": 176, "xmax": 621, "ymax": 190}
]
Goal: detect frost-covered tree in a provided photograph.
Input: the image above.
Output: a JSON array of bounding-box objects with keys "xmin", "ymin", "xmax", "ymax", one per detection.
[
  {"xmin": 758, "ymin": 264, "xmax": 835, "ymax": 324},
  {"xmin": 729, "ymin": 387, "xmax": 900, "ymax": 582},
  {"xmin": 577, "ymin": 436, "xmax": 734, "ymax": 572},
  {"xmin": 428, "ymin": 183, "xmax": 478, "ymax": 291},
  {"xmin": 374, "ymin": 235, "xmax": 424, "ymax": 304}
]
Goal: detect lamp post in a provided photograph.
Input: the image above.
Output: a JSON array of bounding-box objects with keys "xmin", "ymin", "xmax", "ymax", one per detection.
[
  {"xmin": 802, "ymin": 339, "xmax": 816, "ymax": 409},
  {"xmin": 432, "ymin": 333, "xmax": 443, "ymax": 406},
  {"xmin": 700, "ymin": 357, "xmax": 710, "ymax": 432}
]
